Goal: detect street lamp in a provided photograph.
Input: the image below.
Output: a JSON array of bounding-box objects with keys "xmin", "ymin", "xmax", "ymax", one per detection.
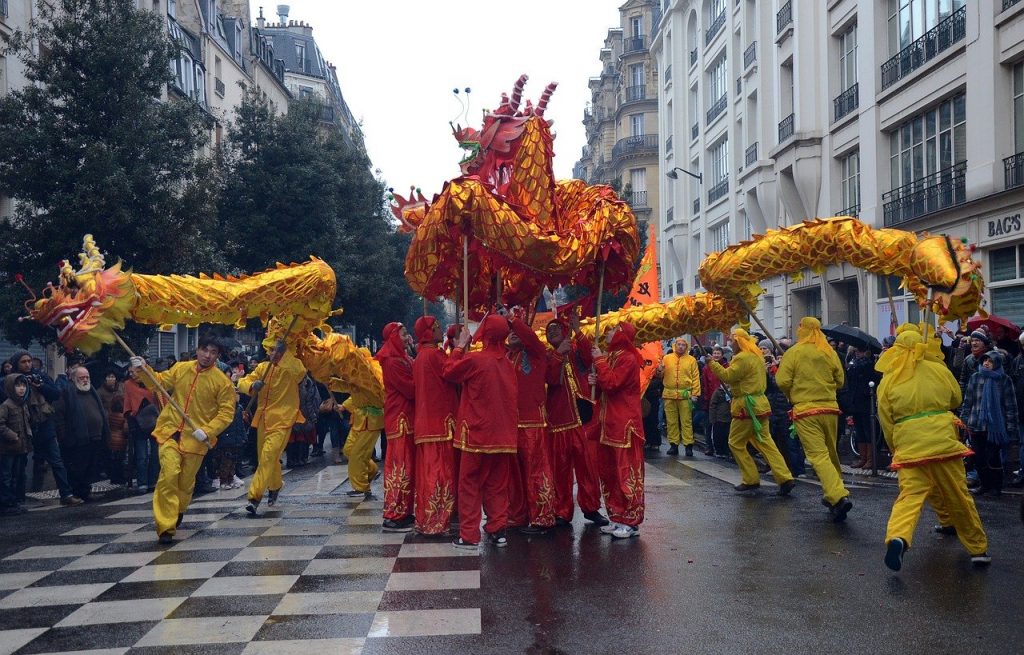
[{"xmin": 666, "ymin": 166, "xmax": 702, "ymax": 183}]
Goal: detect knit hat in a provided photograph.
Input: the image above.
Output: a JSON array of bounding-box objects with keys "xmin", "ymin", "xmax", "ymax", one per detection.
[
  {"xmin": 757, "ymin": 339, "xmax": 773, "ymax": 351},
  {"xmin": 970, "ymin": 329, "xmax": 992, "ymax": 346}
]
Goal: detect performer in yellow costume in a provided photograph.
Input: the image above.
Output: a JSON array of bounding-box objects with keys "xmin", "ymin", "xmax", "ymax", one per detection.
[
  {"xmin": 776, "ymin": 317, "xmax": 851, "ymax": 521},
  {"xmin": 239, "ymin": 339, "xmax": 307, "ymax": 515},
  {"xmin": 130, "ymin": 336, "xmax": 235, "ymax": 543},
  {"xmin": 876, "ymin": 330, "xmax": 991, "ymax": 571},
  {"xmin": 658, "ymin": 337, "xmax": 700, "ymax": 457},
  {"xmin": 342, "ymin": 395, "xmax": 383, "ymax": 499},
  {"xmin": 708, "ymin": 328, "xmax": 795, "ymax": 495}
]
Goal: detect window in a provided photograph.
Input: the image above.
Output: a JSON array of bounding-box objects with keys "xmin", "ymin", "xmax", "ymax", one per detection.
[
  {"xmin": 710, "ymin": 221, "xmax": 730, "ymax": 252},
  {"xmin": 988, "ymin": 245, "xmax": 1024, "ymax": 326},
  {"xmin": 630, "ymin": 15, "xmax": 642, "ymax": 38},
  {"xmin": 1015, "ymin": 62, "xmax": 1024, "ymax": 154},
  {"xmin": 887, "ymin": 0, "xmax": 966, "ymax": 54},
  {"xmin": 708, "ymin": 55, "xmax": 727, "ymax": 104},
  {"xmin": 709, "ymin": 0, "xmax": 726, "ymax": 21},
  {"xmin": 630, "ymin": 168, "xmax": 646, "ymax": 194},
  {"xmin": 839, "ymin": 26, "xmax": 857, "ymax": 91},
  {"xmin": 295, "ymin": 42, "xmax": 307, "ymax": 70},
  {"xmin": 889, "ymin": 94, "xmax": 966, "ymax": 189},
  {"xmin": 710, "ymin": 138, "xmax": 729, "ymax": 186},
  {"xmin": 841, "ymin": 151, "xmax": 860, "ymax": 211},
  {"xmin": 168, "ymin": 0, "xmax": 175, "ymax": 18},
  {"xmin": 630, "ymin": 63, "xmax": 645, "ymax": 88},
  {"xmin": 630, "ymin": 113, "xmax": 644, "ymax": 137}
]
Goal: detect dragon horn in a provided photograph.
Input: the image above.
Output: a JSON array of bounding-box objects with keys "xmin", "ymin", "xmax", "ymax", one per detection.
[
  {"xmin": 509, "ymin": 74, "xmax": 528, "ymax": 112},
  {"xmin": 536, "ymin": 82, "xmax": 558, "ymax": 117}
]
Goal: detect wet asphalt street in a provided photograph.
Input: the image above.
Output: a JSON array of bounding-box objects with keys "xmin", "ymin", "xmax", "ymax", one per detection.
[{"xmin": 0, "ymin": 450, "xmax": 1021, "ymax": 655}]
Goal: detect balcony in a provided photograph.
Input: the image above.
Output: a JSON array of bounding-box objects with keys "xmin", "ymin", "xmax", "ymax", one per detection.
[
  {"xmin": 777, "ymin": 1, "xmax": 792, "ymax": 34},
  {"xmin": 1005, "ymin": 0, "xmax": 1023, "ymax": 9},
  {"xmin": 836, "ymin": 203, "xmax": 860, "ymax": 218},
  {"xmin": 881, "ymin": 6, "xmax": 966, "ymax": 90},
  {"xmin": 882, "ymin": 162, "xmax": 966, "ymax": 226},
  {"xmin": 745, "ymin": 142, "xmax": 759, "ymax": 166},
  {"xmin": 318, "ymin": 103, "xmax": 335, "ymax": 123},
  {"xmin": 706, "ymin": 95, "xmax": 727, "ymax": 125},
  {"xmin": 625, "ymin": 85, "xmax": 648, "ymax": 103},
  {"xmin": 708, "ymin": 178, "xmax": 729, "ymax": 204},
  {"xmin": 778, "ymin": 113, "xmax": 794, "ymax": 143},
  {"xmin": 693, "ymin": 198, "xmax": 701, "ymax": 215},
  {"xmin": 743, "ymin": 41, "xmax": 757, "ymax": 69},
  {"xmin": 624, "ymin": 35, "xmax": 647, "ymax": 54},
  {"xmin": 625, "ymin": 190, "xmax": 649, "ymax": 208},
  {"xmin": 833, "ymin": 83, "xmax": 858, "ymax": 122},
  {"xmin": 690, "ymin": 48, "xmax": 698, "ymax": 67},
  {"xmin": 664, "ymin": 65, "xmax": 672, "ymax": 83},
  {"xmin": 665, "ymin": 134, "xmax": 673, "ymax": 153},
  {"xmin": 691, "ymin": 122, "xmax": 699, "ymax": 140},
  {"xmin": 612, "ymin": 134, "xmax": 659, "ymax": 158},
  {"xmin": 603, "ymin": 66, "xmax": 617, "ymax": 77},
  {"xmin": 706, "ymin": 11, "xmax": 726, "ymax": 46},
  {"xmin": 214, "ymin": 77, "xmax": 226, "ymax": 98},
  {"xmin": 1005, "ymin": 152, "xmax": 1024, "ymax": 190}
]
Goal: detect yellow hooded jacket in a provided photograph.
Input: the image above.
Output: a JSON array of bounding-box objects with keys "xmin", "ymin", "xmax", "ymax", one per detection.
[
  {"xmin": 661, "ymin": 352, "xmax": 701, "ymax": 400},
  {"xmin": 142, "ymin": 362, "xmax": 236, "ymax": 456},
  {"xmin": 237, "ymin": 351, "xmax": 307, "ymax": 431},
  {"xmin": 775, "ymin": 343, "xmax": 845, "ymax": 415},
  {"xmin": 709, "ymin": 352, "xmax": 770, "ymax": 419}
]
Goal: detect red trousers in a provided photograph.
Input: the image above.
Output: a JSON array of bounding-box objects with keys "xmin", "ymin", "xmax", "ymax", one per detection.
[
  {"xmin": 414, "ymin": 440, "xmax": 456, "ymax": 535},
  {"xmin": 458, "ymin": 452, "xmax": 513, "ymax": 544},
  {"xmin": 597, "ymin": 436, "xmax": 645, "ymax": 527},
  {"xmin": 551, "ymin": 425, "xmax": 601, "ymax": 520},
  {"xmin": 383, "ymin": 435, "xmax": 415, "ymax": 521},
  {"xmin": 508, "ymin": 427, "xmax": 556, "ymax": 528}
]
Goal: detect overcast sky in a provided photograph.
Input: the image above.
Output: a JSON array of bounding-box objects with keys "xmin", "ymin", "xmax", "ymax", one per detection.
[{"xmin": 248, "ymin": 0, "xmax": 624, "ymax": 192}]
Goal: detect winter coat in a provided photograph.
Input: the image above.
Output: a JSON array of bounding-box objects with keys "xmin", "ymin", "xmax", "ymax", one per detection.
[
  {"xmin": 709, "ymin": 385, "xmax": 733, "ymax": 425},
  {"xmin": 54, "ymin": 384, "xmax": 110, "ymax": 448},
  {"xmin": 844, "ymin": 355, "xmax": 880, "ymax": 415},
  {"xmin": 0, "ymin": 375, "xmax": 33, "ymax": 455}
]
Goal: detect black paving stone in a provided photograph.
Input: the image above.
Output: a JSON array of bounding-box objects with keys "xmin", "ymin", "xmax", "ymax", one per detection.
[
  {"xmin": 30, "ymin": 567, "xmax": 137, "ymax": 587},
  {"xmin": 0, "ymin": 558, "xmax": 72, "ymax": 574},
  {"xmin": 0, "ymin": 604, "xmax": 80, "ymax": 630},
  {"xmin": 315, "ymin": 544, "xmax": 401, "ymax": 559},
  {"xmin": 249, "ymin": 535, "xmax": 330, "ymax": 548},
  {"xmin": 91, "ymin": 541, "xmax": 178, "ymax": 555},
  {"xmin": 194, "ymin": 526, "xmax": 268, "ymax": 537},
  {"xmin": 150, "ymin": 549, "xmax": 243, "ymax": 565},
  {"xmin": 215, "ymin": 560, "xmax": 309, "ymax": 577},
  {"xmin": 359, "ymin": 635, "xmax": 482, "ymax": 655},
  {"xmin": 391, "ymin": 556, "xmax": 480, "ymax": 573},
  {"xmin": 95, "ymin": 578, "xmax": 207, "ymax": 601},
  {"xmin": 16, "ymin": 620, "xmax": 158, "ymax": 654},
  {"xmin": 166, "ymin": 593, "xmax": 284, "ymax": 619},
  {"xmin": 288, "ymin": 573, "xmax": 390, "ymax": 593},
  {"xmin": 254, "ymin": 612, "xmax": 374, "ymax": 640},
  {"xmin": 377, "ymin": 588, "xmax": 482, "ymax": 611},
  {"xmin": 128, "ymin": 643, "xmax": 246, "ymax": 655}
]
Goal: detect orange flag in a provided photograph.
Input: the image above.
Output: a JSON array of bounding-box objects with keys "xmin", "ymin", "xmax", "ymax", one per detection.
[{"xmin": 623, "ymin": 223, "xmax": 663, "ymax": 393}]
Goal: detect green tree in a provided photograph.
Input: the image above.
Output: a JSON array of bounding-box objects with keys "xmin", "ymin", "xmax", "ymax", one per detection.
[
  {"xmin": 0, "ymin": 0, "xmax": 218, "ymax": 350},
  {"xmin": 218, "ymin": 90, "xmax": 414, "ymax": 341}
]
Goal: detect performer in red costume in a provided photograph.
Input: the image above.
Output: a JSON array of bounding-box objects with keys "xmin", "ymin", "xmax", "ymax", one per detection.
[
  {"xmin": 377, "ymin": 322, "xmax": 415, "ymax": 533},
  {"xmin": 411, "ymin": 316, "xmax": 459, "ymax": 535},
  {"xmin": 590, "ymin": 322, "xmax": 645, "ymax": 539},
  {"xmin": 444, "ymin": 315, "xmax": 519, "ymax": 550},
  {"xmin": 506, "ymin": 312, "xmax": 556, "ymax": 533},
  {"xmin": 545, "ymin": 316, "xmax": 608, "ymax": 526}
]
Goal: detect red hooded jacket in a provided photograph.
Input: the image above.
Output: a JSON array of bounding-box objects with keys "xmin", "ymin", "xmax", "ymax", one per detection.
[
  {"xmin": 595, "ymin": 323, "xmax": 643, "ymax": 448},
  {"xmin": 377, "ymin": 322, "xmax": 414, "ymax": 440},
  {"xmin": 507, "ymin": 317, "xmax": 549, "ymax": 428},
  {"xmin": 412, "ymin": 317, "xmax": 457, "ymax": 444}
]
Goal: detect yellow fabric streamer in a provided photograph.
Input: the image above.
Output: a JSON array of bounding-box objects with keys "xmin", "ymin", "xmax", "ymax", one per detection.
[
  {"xmin": 795, "ymin": 316, "xmax": 832, "ymax": 355},
  {"xmin": 876, "ymin": 331, "xmax": 928, "ymax": 384}
]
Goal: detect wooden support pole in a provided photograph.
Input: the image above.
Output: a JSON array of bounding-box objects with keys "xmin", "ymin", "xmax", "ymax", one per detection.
[
  {"xmin": 115, "ymin": 332, "xmax": 198, "ymax": 433},
  {"xmin": 736, "ymin": 296, "xmax": 782, "ymax": 354}
]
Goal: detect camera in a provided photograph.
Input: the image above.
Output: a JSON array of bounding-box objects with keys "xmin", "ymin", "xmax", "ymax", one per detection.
[{"xmin": 27, "ymin": 373, "xmax": 43, "ymax": 385}]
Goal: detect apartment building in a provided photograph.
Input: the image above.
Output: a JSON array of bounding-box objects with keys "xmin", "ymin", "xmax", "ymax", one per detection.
[
  {"xmin": 653, "ymin": 0, "xmax": 1024, "ymax": 338},
  {"xmin": 574, "ymin": 0, "xmax": 663, "ymax": 232}
]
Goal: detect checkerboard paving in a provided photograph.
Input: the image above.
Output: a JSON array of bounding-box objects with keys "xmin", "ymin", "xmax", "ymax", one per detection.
[{"xmin": 0, "ymin": 468, "xmax": 481, "ymax": 655}]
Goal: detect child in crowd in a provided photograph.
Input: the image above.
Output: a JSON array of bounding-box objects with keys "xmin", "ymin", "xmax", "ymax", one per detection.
[{"xmin": 0, "ymin": 375, "xmax": 33, "ymax": 515}]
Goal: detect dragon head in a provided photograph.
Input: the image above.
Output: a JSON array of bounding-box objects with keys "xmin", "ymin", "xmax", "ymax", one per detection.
[
  {"xmin": 388, "ymin": 186, "xmax": 430, "ymax": 234},
  {"xmin": 909, "ymin": 234, "xmax": 984, "ymax": 321},
  {"xmin": 450, "ymin": 75, "xmax": 554, "ymax": 185},
  {"xmin": 25, "ymin": 235, "xmax": 137, "ymax": 354}
]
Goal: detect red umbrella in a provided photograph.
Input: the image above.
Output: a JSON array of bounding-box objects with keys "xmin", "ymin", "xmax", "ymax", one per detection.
[{"xmin": 965, "ymin": 314, "xmax": 1021, "ymax": 342}]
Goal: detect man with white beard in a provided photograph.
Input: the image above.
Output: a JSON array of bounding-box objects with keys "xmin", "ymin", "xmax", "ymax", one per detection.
[{"xmin": 54, "ymin": 365, "xmax": 110, "ymax": 503}]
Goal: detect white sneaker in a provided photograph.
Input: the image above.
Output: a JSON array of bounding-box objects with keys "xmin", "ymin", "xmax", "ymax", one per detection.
[
  {"xmin": 210, "ymin": 480, "xmax": 220, "ymax": 490},
  {"xmin": 611, "ymin": 524, "xmax": 639, "ymax": 539},
  {"xmin": 600, "ymin": 522, "xmax": 622, "ymax": 535},
  {"xmin": 232, "ymin": 475, "xmax": 244, "ymax": 486}
]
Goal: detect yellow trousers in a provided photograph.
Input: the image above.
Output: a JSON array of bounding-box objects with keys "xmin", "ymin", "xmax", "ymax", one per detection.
[
  {"xmin": 885, "ymin": 458, "xmax": 987, "ymax": 554},
  {"xmin": 729, "ymin": 418, "xmax": 794, "ymax": 486},
  {"xmin": 664, "ymin": 398, "xmax": 694, "ymax": 446},
  {"xmin": 794, "ymin": 415, "xmax": 848, "ymax": 505},
  {"xmin": 153, "ymin": 441, "xmax": 205, "ymax": 536},
  {"xmin": 247, "ymin": 425, "xmax": 289, "ymax": 503},
  {"xmin": 344, "ymin": 428, "xmax": 380, "ymax": 492}
]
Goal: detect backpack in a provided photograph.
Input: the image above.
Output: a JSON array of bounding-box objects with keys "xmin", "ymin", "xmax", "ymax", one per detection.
[{"xmin": 136, "ymin": 399, "xmax": 159, "ymax": 435}]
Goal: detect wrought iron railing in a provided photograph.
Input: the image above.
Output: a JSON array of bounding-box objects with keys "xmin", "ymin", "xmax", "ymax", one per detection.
[
  {"xmin": 664, "ymin": 65, "xmax": 672, "ymax": 83},
  {"xmin": 691, "ymin": 122, "xmax": 699, "ymax": 140},
  {"xmin": 624, "ymin": 35, "xmax": 648, "ymax": 54},
  {"xmin": 690, "ymin": 48, "xmax": 698, "ymax": 66},
  {"xmin": 706, "ymin": 11, "xmax": 726, "ymax": 45},
  {"xmin": 0, "ymin": 0, "xmax": 8, "ymax": 18},
  {"xmin": 881, "ymin": 6, "xmax": 966, "ymax": 90},
  {"xmin": 743, "ymin": 41, "xmax": 756, "ymax": 68},
  {"xmin": 833, "ymin": 82, "xmax": 858, "ymax": 121},
  {"xmin": 745, "ymin": 142, "xmax": 759, "ymax": 166},
  {"xmin": 706, "ymin": 95, "xmax": 727, "ymax": 125},
  {"xmin": 778, "ymin": 113, "xmax": 794, "ymax": 142},
  {"xmin": 214, "ymin": 78, "xmax": 226, "ymax": 98},
  {"xmin": 777, "ymin": 1, "xmax": 792, "ymax": 34},
  {"xmin": 882, "ymin": 162, "xmax": 966, "ymax": 226},
  {"xmin": 611, "ymin": 134, "xmax": 659, "ymax": 158},
  {"xmin": 1005, "ymin": 152, "xmax": 1024, "ymax": 189},
  {"xmin": 836, "ymin": 203, "xmax": 860, "ymax": 218},
  {"xmin": 665, "ymin": 134, "xmax": 673, "ymax": 153},
  {"xmin": 1004, "ymin": 0, "xmax": 1021, "ymax": 12},
  {"xmin": 626, "ymin": 190, "xmax": 649, "ymax": 207},
  {"xmin": 708, "ymin": 178, "xmax": 729, "ymax": 204},
  {"xmin": 625, "ymin": 85, "xmax": 648, "ymax": 102}
]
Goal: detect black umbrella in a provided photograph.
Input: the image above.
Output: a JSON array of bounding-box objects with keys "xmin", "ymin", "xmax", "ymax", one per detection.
[
  {"xmin": 218, "ymin": 337, "xmax": 244, "ymax": 352},
  {"xmin": 821, "ymin": 324, "xmax": 883, "ymax": 353}
]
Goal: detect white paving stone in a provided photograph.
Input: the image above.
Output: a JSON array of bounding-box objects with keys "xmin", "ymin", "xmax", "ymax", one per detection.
[
  {"xmin": 56, "ymin": 597, "xmax": 188, "ymax": 627},
  {"xmin": 368, "ymin": 608, "xmax": 481, "ymax": 637},
  {"xmin": 5, "ymin": 543, "xmax": 105, "ymax": 560},
  {"xmin": 135, "ymin": 615, "xmax": 268, "ymax": 646},
  {"xmin": 385, "ymin": 570, "xmax": 479, "ymax": 591}
]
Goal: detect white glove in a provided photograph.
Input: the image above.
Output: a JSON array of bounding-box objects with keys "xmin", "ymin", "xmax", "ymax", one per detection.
[
  {"xmin": 130, "ymin": 356, "xmax": 145, "ymax": 369},
  {"xmin": 192, "ymin": 429, "xmax": 208, "ymax": 443}
]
